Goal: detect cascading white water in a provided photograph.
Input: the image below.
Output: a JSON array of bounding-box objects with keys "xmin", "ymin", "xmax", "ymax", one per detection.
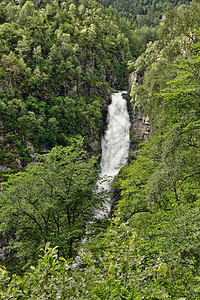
[
  {"xmin": 96, "ymin": 91, "xmax": 130, "ymax": 217},
  {"xmin": 74, "ymin": 91, "xmax": 130, "ymax": 266}
]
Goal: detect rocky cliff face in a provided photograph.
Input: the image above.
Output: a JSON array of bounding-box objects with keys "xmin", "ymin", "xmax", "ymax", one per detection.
[
  {"xmin": 129, "ymin": 106, "xmax": 150, "ymax": 151},
  {"xmin": 128, "ymin": 71, "xmax": 150, "ymax": 154}
]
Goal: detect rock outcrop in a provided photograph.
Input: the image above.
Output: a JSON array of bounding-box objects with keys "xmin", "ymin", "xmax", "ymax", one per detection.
[{"xmin": 128, "ymin": 71, "xmax": 150, "ymax": 153}]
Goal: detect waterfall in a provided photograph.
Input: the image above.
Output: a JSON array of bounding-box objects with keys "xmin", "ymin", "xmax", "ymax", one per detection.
[
  {"xmin": 74, "ymin": 91, "xmax": 130, "ymax": 266},
  {"xmin": 96, "ymin": 91, "xmax": 130, "ymax": 217}
]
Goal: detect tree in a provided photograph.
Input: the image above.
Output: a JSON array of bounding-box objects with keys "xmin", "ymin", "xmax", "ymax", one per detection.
[{"xmin": 0, "ymin": 139, "xmax": 104, "ymax": 272}]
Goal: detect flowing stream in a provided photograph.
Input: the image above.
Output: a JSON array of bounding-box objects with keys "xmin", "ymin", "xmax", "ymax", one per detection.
[{"xmin": 96, "ymin": 91, "xmax": 131, "ymax": 217}]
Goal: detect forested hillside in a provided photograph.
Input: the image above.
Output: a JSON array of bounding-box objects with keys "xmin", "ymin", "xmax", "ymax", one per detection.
[
  {"xmin": 1, "ymin": 0, "xmax": 200, "ymax": 299},
  {"xmin": 96, "ymin": 0, "xmax": 192, "ymax": 25},
  {"xmin": 0, "ymin": 0, "xmax": 133, "ymax": 180}
]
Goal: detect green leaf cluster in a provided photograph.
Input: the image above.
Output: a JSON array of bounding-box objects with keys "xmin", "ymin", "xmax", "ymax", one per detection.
[{"xmin": 2, "ymin": 206, "xmax": 200, "ymax": 298}]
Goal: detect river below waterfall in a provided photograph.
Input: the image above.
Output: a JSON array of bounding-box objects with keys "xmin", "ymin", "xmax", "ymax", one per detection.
[{"xmin": 96, "ymin": 91, "xmax": 130, "ymax": 217}]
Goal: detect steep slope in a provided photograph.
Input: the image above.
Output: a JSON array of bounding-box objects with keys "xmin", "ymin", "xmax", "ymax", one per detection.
[{"xmin": 0, "ymin": 0, "xmax": 132, "ymax": 180}]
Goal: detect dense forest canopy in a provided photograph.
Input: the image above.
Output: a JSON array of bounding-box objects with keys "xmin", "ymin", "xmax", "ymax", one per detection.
[
  {"xmin": 0, "ymin": 0, "xmax": 200, "ymax": 299},
  {"xmin": 0, "ymin": 0, "xmax": 133, "ymax": 180},
  {"xmin": 96, "ymin": 0, "xmax": 192, "ymax": 25}
]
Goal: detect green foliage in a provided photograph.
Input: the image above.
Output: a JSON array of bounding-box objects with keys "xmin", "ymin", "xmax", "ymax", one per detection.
[
  {"xmin": 0, "ymin": 139, "xmax": 104, "ymax": 272},
  {"xmin": 131, "ymin": 204, "xmax": 200, "ymax": 299},
  {"xmin": 111, "ymin": 3, "xmax": 200, "ymax": 297},
  {"xmin": 0, "ymin": 220, "xmax": 138, "ymax": 299},
  {"xmin": 0, "ymin": 243, "xmax": 73, "ymax": 299},
  {"xmin": 96, "ymin": 0, "xmax": 192, "ymax": 26},
  {"xmin": 121, "ymin": 1, "xmax": 200, "ymax": 212},
  {"xmin": 114, "ymin": 154, "xmax": 157, "ymax": 220},
  {"xmin": 1, "ymin": 0, "xmax": 200, "ymax": 299},
  {"xmin": 0, "ymin": 0, "xmax": 133, "ymax": 174},
  {"xmin": 2, "ymin": 206, "xmax": 200, "ymax": 298}
]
